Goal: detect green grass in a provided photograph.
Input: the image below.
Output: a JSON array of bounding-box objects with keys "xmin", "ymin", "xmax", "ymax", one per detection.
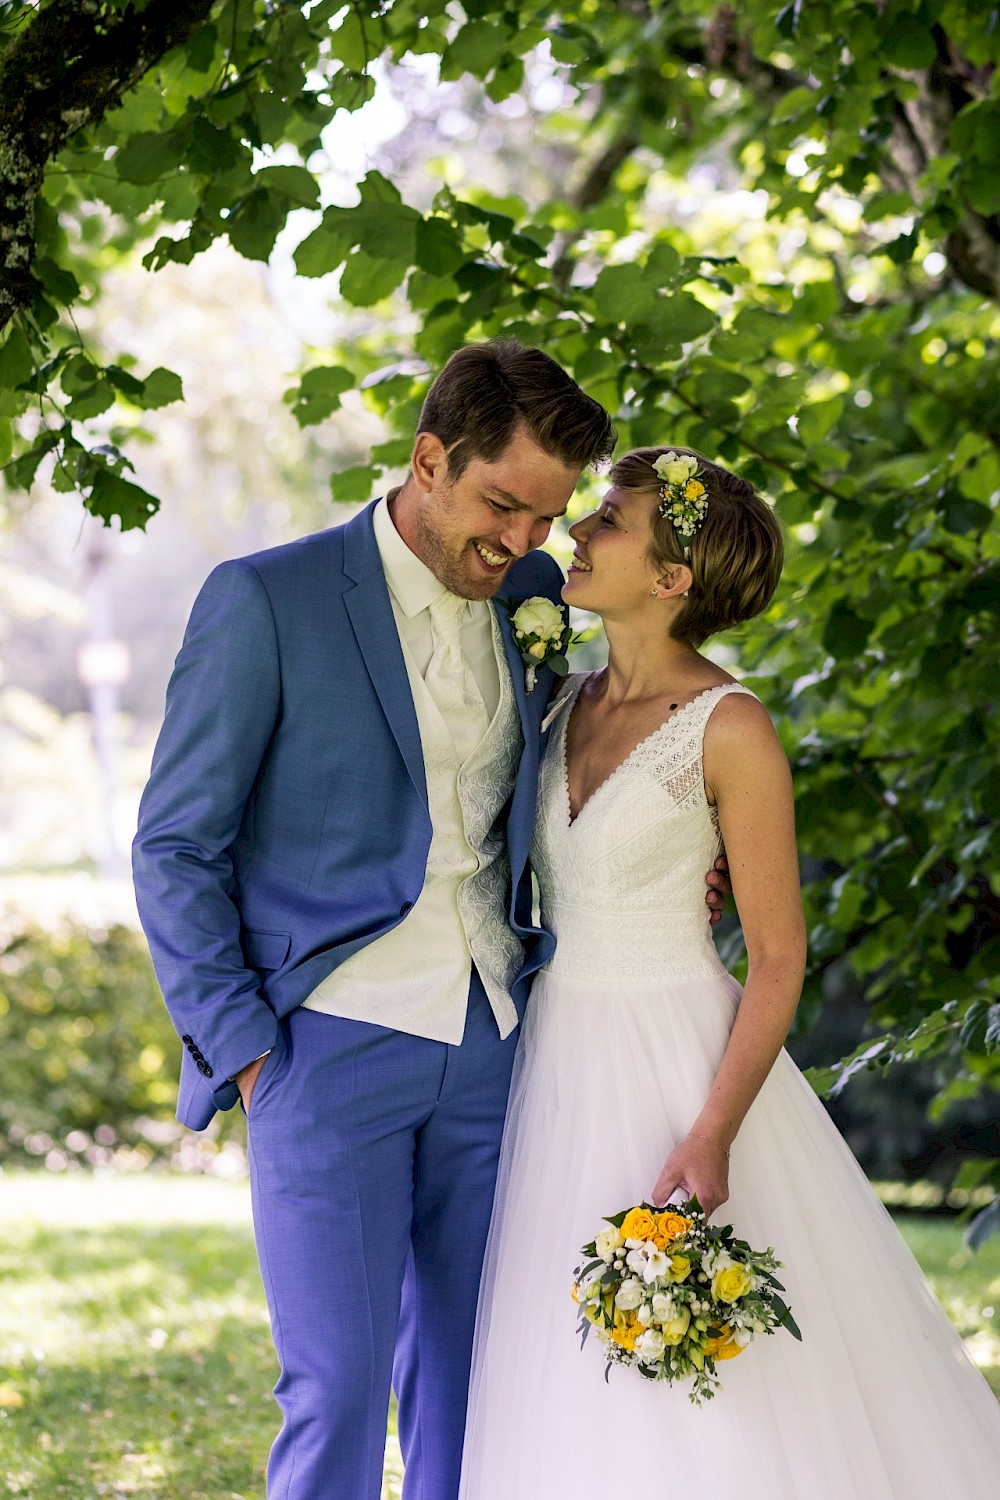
[{"xmin": 0, "ymin": 1173, "xmax": 997, "ymax": 1498}]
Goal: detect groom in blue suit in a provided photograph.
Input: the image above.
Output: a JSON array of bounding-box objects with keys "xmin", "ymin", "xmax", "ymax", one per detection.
[{"xmin": 133, "ymin": 340, "xmax": 617, "ymax": 1499}]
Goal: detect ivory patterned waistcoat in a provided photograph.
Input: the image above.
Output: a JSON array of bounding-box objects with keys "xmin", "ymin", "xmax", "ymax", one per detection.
[{"xmin": 303, "ymin": 605, "xmax": 523, "ymax": 1042}]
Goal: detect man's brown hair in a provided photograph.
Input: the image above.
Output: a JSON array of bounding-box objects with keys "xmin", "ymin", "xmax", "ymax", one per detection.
[
  {"xmin": 418, "ymin": 339, "xmax": 616, "ymax": 477},
  {"xmin": 610, "ymin": 446, "xmax": 784, "ymax": 647}
]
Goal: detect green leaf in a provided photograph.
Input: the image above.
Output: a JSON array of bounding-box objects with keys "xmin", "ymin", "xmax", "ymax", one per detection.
[
  {"xmin": 415, "ymin": 217, "xmax": 466, "ymax": 276},
  {"xmin": 330, "ymin": 464, "xmax": 378, "ymax": 504},
  {"xmin": 0, "ymin": 328, "xmax": 35, "ymax": 389},
  {"xmin": 285, "ymin": 365, "xmax": 355, "ymax": 427},
  {"xmin": 441, "ymin": 20, "xmax": 510, "ymax": 81},
  {"xmin": 87, "ymin": 469, "xmax": 160, "ymax": 529},
  {"xmin": 941, "ymin": 497, "xmax": 993, "ymax": 535},
  {"xmin": 114, "ymin": 130, "xmax": 187, "ymax": 184},
  {"xmin": 227, "ymin": 189, "xmax": 287, "ymax": 261},
  {"xmin": 340, "ymin": 250, "xmax": 408, "ymax": 306},
  {"xmin": 33, "ymin": 258, "xmax": 81, "ymax": 304},
  {"xmin": 138, "ymin": 368, "xmax": 184, "ymax": 409},
  {"xmin": 294, "ymin": 213, "xmax": 354, "ymax": 277},
  {"xmin": 962, "ymin": 164, "xmax": 1000, "ymax": 217},
  {"xmin": 66, "ymin": 381, "xmax": 116, "ymax": 421},
  {"xmin": 822, "ymin": 602, "xmax": 873, "ymax": 659},
  {"xmin": 882, "ymin": 18, "xmax": 938, "ymax": 70},
  {"xmin": 649, "ymin": 292, "xmax": 717, "ymax": 345},
  {"xmin": 329, "ymin": 7, "xmax": 371, "ymax": 72},
  {"xmin": 105, "ymin": 365, "xmax": 147, "ymax": 401},
  {"xmin": 592, "ymin": 264, "xmax": 656, "ymax": 324},
  {"xmin": 797, "ymin": 397, "xmax": 843, "ymax": 446},
  {"xmin": 253, "ymin": 165, "xmax": 320, "ymax": 208}
]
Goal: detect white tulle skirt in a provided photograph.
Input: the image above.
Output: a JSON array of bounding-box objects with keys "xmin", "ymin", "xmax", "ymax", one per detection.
[{"xmin": 459, "ymin": 967, "xmax": 1000, "ymax": 1499}]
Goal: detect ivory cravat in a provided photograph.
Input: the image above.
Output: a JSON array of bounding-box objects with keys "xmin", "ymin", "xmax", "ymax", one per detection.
[{"xmin": 426, "ymin": 592, "xmax": 490, "ymax": 762}]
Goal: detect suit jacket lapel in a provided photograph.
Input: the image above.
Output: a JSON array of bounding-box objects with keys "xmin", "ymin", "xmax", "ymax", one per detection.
[
  {"xmin": 343, "ymin": 503, "xmax": 427, "ymax": 806},
  {"xmin": 494, "ymin": 596, "xmax": 539, "ymax": 743}
]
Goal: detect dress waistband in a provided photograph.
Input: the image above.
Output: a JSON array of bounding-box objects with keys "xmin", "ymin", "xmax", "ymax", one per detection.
[{"xmin": 540, "ymin": 903, "xmax": 729, "ymax": 982}]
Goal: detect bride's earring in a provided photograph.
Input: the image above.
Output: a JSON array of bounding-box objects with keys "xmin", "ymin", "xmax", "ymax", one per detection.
[{"xmin": 650, "ymin": 586, "xmax": 658, "ymax": 596}]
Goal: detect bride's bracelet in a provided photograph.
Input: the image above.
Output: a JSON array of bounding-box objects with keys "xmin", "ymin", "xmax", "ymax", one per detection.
[{"xmin": 687, "ymin": 1129, "xmax": 731, "ymax": 1160}]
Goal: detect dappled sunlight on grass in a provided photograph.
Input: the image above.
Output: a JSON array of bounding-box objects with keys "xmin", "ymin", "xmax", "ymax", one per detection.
[{"xmin": 0, "ymin": 1172, "xmax": 995, "ymax": 1495}]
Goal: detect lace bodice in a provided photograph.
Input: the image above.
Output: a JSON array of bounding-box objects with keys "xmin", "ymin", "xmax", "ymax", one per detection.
[{"xmin": 531, "ymin": 676, "xmax": 758, "ymax": 982}]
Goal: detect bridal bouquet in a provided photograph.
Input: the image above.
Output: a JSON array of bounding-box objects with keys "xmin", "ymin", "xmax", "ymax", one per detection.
[{"xmin": 571, "ymin": 1197, "xmax": 801, "ymax": 1403}]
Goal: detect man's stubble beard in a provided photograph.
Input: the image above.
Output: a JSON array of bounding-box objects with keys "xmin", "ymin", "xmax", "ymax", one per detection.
[{"xmin": 414, "ymin": 508, "xmax": 511, "ymax": 602}]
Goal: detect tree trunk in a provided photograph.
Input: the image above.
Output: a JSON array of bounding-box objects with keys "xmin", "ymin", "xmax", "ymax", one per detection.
[{"xmin": 0, "ymin": 0, "xmax": 215, "ymax": 331}]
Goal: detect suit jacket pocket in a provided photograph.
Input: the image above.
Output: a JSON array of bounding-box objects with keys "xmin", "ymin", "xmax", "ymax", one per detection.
[{"xmin": 243, "ymin": 928, "xmax": 292, "ymax": 973}]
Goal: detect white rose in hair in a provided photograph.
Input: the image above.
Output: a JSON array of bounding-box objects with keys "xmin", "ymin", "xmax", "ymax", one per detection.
[{"xmin": 653, "ymin": 451, "xmax": 697, "ymax": 487}]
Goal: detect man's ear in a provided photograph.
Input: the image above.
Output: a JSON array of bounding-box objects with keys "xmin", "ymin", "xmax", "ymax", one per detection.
[{"xmin": 410, "ymin": 432, "xmax": 452, "ymax": 494}]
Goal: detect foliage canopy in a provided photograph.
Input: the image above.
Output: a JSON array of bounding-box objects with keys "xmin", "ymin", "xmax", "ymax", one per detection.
[{"xmin": 1, "ymin": 0, "xmax": 998, "ymax": 1235}]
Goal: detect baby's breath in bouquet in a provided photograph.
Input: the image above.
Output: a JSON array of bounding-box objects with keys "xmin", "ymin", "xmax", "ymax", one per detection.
[{"xmin": 572, "ymin": 1197, "xmax": 801, "ymax": 1403}]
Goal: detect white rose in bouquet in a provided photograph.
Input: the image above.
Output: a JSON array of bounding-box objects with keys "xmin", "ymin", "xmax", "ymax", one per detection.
[{"xmin": 614, "ymin": 1279, "xmax": 644, "ymax": 1311}]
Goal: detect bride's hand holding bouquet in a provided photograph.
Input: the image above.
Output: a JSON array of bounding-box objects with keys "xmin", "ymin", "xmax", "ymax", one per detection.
[{"xmin": 652, "ymin": 1129, "xmax": 731, "ymax": 1218}]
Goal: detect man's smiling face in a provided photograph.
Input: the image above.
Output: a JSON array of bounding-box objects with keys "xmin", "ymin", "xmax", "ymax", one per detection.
[{"xmin": 395, "ymin": 425, "xmax": 583, "ymax": 600}]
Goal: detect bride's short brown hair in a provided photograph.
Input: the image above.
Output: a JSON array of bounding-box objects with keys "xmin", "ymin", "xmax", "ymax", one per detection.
[{"xmin": 610, "ymin": 446, "xmax": 784, "ymax": 647}]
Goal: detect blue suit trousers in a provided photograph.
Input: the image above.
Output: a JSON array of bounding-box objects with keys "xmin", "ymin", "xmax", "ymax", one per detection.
[{"xmin": 247, "ymin": 972, "xmax": 519, "ymax": 1500}]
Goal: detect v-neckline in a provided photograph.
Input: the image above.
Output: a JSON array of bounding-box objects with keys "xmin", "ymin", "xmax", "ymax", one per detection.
[{"xmin": 558, "ymin": 677, "xmax": 731, "ymax": 829}]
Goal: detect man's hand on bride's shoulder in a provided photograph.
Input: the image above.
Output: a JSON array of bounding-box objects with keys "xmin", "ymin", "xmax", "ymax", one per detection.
[{"xmin": 705, "ymin": 854, "xmax": 731, "ymax": 925}]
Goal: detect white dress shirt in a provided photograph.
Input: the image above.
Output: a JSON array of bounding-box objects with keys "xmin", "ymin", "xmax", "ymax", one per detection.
[{"xmin": 301, "ymin": 496, "xmax": 523, "ymax": 1043}]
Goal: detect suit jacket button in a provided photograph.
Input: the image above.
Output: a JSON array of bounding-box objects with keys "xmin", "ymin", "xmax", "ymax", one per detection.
[
  {"xmin": 198, "ymin": 1060, "xmax": 213, "ymax": 1077},
  {"xmin": 181, "ymin": 1034, "xmax": 193, "ymax": 1045},
  {"xmin": 399, "ymin": 902, "xmax": 412, "ymax": 916}
]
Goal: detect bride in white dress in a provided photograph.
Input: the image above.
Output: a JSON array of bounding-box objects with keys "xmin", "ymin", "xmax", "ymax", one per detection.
[{"xmin": 459, "ymin": 446, "xmax": 1000, "ymax": 1498}]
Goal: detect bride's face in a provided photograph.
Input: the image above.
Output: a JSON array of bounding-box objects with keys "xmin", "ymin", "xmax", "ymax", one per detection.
[{"xmin": 563, "ymin": 487, "xmax": 665, "ymax": 616}]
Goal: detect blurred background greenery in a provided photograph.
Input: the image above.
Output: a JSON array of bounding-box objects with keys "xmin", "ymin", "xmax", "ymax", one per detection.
[
  {"xmin": 1, "ymin": 0, "xmax": 996, "ymax": 1228},
  {"xmin": 0, "ymin": 4, "xmax": 998, "ymax": 1490}
]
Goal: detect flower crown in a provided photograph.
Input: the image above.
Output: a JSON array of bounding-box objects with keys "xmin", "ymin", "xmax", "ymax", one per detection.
[{"xmin": 652, "ymin": 451, "xmax": 708, "ymax": 553}]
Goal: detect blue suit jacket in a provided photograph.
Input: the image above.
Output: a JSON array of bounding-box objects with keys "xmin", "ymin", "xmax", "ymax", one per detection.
[{"xmin": 132, "ymin": 501, "xmax": 564, "ymax": 1129}]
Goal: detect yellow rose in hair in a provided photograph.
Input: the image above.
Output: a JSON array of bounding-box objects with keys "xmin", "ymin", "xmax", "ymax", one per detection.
[
  {"xmin": 621, "ymin": 1207, "xmax": 658, "ymax": 1241},
  {"xmin": 712, "ymin": 1263, "xmax": 753, "ymax": 1304},
  {"xmin": 683, "ymin": 478, "xmax": 705, "ymax": 499}
]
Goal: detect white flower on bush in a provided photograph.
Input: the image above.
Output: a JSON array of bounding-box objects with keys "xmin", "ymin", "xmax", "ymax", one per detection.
[
  {"xmin": 595, "ymin": 1225, "xmax": 624, "ymax": 1262},
  {"xmin": 635, "ymin": 1328, "xmax": 667, "ymax": 1363},
  {"xmin": 511, "ymin": 596, "xmax": 564, "ymax": 643},
  {"xmin": 614, "ymin": 1278, "xmax": 644, "ymax": 1311}
]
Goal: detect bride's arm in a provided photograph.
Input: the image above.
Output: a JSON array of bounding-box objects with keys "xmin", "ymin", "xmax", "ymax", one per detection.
[{"xmin": 651, "ymin": 694, "xmax": 806, "ymax": 1215}]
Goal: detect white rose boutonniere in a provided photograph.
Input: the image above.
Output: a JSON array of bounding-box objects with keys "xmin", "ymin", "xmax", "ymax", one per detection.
[{"xmin": 503, "ymin": 594, "xmax": 575, "ymax": 693}]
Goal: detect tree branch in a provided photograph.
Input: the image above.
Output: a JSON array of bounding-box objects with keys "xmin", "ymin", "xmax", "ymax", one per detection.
[{"xmin": 0, "ymin": 0, "xmax": 215, "ymax": 331}]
